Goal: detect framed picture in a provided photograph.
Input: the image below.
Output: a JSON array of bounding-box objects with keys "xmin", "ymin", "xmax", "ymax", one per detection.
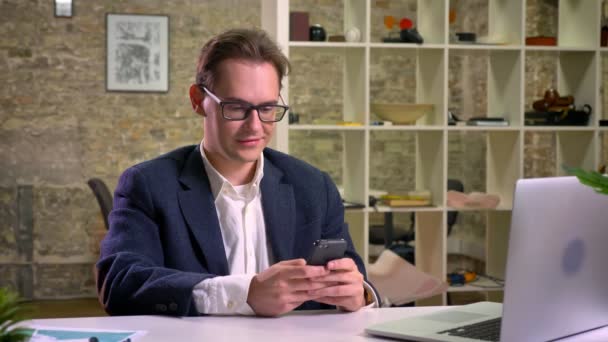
[
  {"xmin": 106, "ymin": 14, "xmax": 169, "ymax": 92},
  {"xmin": 54, "ymin": 0, "xmax": 73, "ymax": 17}
]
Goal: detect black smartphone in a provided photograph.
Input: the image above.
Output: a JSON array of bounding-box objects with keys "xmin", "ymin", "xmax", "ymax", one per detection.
[{"xmin": 306, "ymin": 239, "xmax": 347, "ymax": 266}]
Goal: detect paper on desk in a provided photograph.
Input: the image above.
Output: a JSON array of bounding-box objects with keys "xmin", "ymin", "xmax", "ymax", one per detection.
[
  {"xmin": 368, "ymin": 249, "xmax": 448, "ymax": 306},
  {"xmin": 27, "ymin": 325, "xmax": 146, "ymax": 342}
]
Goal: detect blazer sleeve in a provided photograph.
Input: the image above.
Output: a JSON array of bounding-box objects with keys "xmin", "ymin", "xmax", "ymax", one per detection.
[{"xmin": 96, "ymin": 166, "xmax": 209, "ymax": 316}]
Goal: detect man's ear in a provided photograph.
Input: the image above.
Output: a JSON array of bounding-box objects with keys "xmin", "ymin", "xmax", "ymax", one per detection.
[{"xmin": 189, "ymin": 84, "xmax": 206, "ymax": 117}]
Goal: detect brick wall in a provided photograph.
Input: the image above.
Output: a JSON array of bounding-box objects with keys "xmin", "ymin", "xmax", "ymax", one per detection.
[{"xmin": 0, "ymin": 0, "xmax": 260, "ymax": 299}]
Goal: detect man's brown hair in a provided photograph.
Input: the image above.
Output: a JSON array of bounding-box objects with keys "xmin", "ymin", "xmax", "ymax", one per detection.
[{"xmin": 195, "ymin": 28, "xmax": 290, "ymax": 91}]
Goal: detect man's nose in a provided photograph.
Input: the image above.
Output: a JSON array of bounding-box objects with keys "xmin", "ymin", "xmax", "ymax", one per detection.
[{"xmin": 243, "ymin": 108, "xmax": 263, "ymax": 128}]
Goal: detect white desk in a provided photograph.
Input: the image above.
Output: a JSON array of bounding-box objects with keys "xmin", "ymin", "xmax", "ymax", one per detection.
[{"xmin": 29, "ymin": 307, "xmax": 608, "ymax": 341}]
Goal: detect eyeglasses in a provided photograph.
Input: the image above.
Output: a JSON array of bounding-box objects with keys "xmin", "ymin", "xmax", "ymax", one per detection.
[{"xmin": 201, "ymin": 86, "xmax": 289, "ymax": 123}]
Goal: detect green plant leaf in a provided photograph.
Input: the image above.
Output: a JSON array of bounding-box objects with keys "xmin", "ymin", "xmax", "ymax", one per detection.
[
  {"xmin": 0, "ymin": 288, "xmax": 29, "ymax": 341},
  {"xmin": 564, "ymin": 165, "xmax": 608, "ymax": 195}
]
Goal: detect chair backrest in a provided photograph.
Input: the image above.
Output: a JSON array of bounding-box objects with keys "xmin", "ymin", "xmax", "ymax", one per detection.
[{"xmin": 87, "ymin": 178, "xmax": 113, "ymax": 230}]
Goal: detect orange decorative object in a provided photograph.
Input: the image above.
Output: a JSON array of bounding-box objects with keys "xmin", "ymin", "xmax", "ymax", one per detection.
[
  {"xmin": 449, "ymin": 9, "xmax": 456, "ymax": 24},
  {"xmin": 384, "ymin": 15, "xmax": 395, "ymax": 30},
  {"xmin": 399, "ymin": 17, "xmax": 413, "ymax": 30},
  {"xmin": 526, "ymin": 36, "xmax": 557, "ymax": 46}
]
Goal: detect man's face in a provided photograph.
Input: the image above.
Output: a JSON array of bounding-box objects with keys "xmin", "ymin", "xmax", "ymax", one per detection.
[{"xmin": 202, "ymin": 59, "xmax": 279, "ymax": 170}]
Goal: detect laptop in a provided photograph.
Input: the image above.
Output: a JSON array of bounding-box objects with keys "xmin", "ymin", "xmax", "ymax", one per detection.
[{"xmin": 366, "ymin": 176, "xmax": 608, "ymax": 341}]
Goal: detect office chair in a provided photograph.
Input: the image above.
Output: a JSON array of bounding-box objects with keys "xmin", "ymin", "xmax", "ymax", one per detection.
[{"xmin": 87, "ymin": 178, "xmax": 113, "ymax": 231}]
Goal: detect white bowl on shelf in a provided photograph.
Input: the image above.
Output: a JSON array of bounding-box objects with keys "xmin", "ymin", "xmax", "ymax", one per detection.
[{"xmin": 371, "ymin": 103, "xmax": 434, "ymax": 125}]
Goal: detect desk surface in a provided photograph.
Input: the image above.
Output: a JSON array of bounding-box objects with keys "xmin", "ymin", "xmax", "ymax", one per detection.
[{"xmin": 29, "ymin": 306, "xmax": 608, "ymax": 341}]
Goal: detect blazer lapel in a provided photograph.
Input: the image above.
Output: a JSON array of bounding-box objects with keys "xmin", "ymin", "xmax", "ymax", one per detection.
[
  {"xmin": 177, "ymin": 146, "xmax": 229, "ymax": 276},
  {"xmin": 261, "ymin": 157, "xmax": 296, "ymax": 262}
]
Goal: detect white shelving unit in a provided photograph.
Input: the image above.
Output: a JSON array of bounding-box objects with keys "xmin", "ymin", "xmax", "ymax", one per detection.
[{"xmin": 262, "ymin": 0, "xmax": 605, "ymax": 306}]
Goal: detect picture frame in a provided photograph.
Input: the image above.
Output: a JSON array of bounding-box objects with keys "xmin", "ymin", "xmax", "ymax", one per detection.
[
  {"xmin": 54, "ymin": 0, "xmax": 73, "ymax": 18},
  {"xmin": 106, "ymin": 14, "xmax": 169, "ymax": 92}
]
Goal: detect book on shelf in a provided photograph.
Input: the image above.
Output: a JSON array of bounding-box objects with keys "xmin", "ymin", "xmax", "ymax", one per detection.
[
  {"xmin": 381, "ymin": 199, "xmax": 431, "ymax": 207},
  {"xmin": 466, "ymin": 117, "xmax": 509, "ymax": 126}
]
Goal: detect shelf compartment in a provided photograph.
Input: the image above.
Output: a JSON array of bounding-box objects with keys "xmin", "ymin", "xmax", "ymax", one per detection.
[
  {"xmin": 369, "ymin": 130, "xmax": 417, "ymax": 197},
  {"xmin": 288, "ymin": 46, "xmax": 366, "ymax": 126},
  {"xmin": 487, "ymin": 131, "xmax": 521, "ymax": 209},
  {"xmin": 369, "ymin": 0, "xmax": 445, "ymax": 45},
  {"xmin": 343, "ymin": 130, "xmax": 368, "ymax": 205},
  {"xmin": 370, "ymin": 47, "xmax": 446, "ymax": 126},
  {"xmin": 417, "ymin": 130, "xmax": 445, "ymax": 207},
  {"xmin": 447, "ymin": 49, "xmax": 488, "ymax": 121},
  {"xmin": 558, "ymin": 51, "xmax": 598, "ymax": 123},
  {"xmin": 556, "ymin": 131, "xmax": 596, "ymax": 176},
  {"xmin": 447, "ymin": 130, "xmax": 520, "ymax": 210},
  {"xmin": 557, "ymin": 0, "xmax": 600, "ymax": 49},
  {"xmin": 488, "ymin": 0, "xmax": 524, "ymax": 46},
  {"xmin": 488, "ymin": 50, "xmax": 524, "ymax": 126},
  {"xmin": 486, "ymin": 211, "xmax": 510, "ymax": 283},
  {"xmin": 415, "ymin": 211, "xmax": 446, "ymax": 306},
  {"xmin": 448, "ymin": 49, "xmax": 522, "ymax": 126},
  {"xmin": 523, "ymin": 130, "xmax": 596, "ymax": 178},
  {"xmin": 524, "ymin": 50, "xmax": 597, "ymax": 125},
  {"xmin": 448, "ymin": 131, "xmax": 521, "ymax": 211},
  {"xmin": 523, "ymin": 131, "xmax": 557, "ymax": 178},
  {"xmin": 418, "ymin": 0, "xmax": 447, "ymax": 45},
  {"xmin": 418, "ymin": 49, "xmax": 447, "ymax": 125},
  {"xmin": 524, "ymin": 0, "xmax": 599, "ymax": 49},
  {"xmin": 369, "ymin": 130, "xmax": 444, "ymax": 207},
  {"xmin": 288, "ymin": 130, "xmax": 368, "ymax": 206},
  {"xmin": 415, "ymin": 211, "xmax": 445, "ymax": 279},
  {"xmin": 449, "ymin": 0, "xmax": 522, "ymax": 45},
  {"xmin": 288, "ymin": 0, "xmax": 367, "ymax": 44}
]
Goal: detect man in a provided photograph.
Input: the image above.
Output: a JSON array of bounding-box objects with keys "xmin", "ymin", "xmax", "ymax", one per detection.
[{"xmin": 97, "ymin": 28, "xmax": 377, "ymax": 317}]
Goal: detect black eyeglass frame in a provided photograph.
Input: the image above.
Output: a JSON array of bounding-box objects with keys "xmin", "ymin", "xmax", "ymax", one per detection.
[{"xmin": 199, "ymin": 85, "xmax": 289, "ymax": 123}]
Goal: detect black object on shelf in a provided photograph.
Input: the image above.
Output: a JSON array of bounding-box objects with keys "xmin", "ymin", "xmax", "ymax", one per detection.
[
  {"xmin": 382, "ymin": 28, "xmax": 424, "ymax": 44},
  {"xmin": 525, "ymin": 105, "xmax": 592, "ymax": 126},
  {"xmin": 455, "ymin": 32, "xmax": 476, "ymax": 42},
  {"xmin": 342, "ymin": 199, "xmax": 365, "ymax": 210},
  {"xmin": 309, "ymin": 24, "xmax": 326, "ymax": 41},
  {"xmin": 600, "ymin": 120, "xmax": 608, "ymax": 127},
  {"xmin": 400, "ymin": 28, "xmax": 424, "ymax": 44}
]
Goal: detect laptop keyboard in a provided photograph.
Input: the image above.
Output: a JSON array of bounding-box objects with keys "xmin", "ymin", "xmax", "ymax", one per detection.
[{"xmin": 438, "ymin": 317, "xmax": 501, "ymax": 341}]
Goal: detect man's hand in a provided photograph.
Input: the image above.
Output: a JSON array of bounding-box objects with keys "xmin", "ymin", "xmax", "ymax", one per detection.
[
  {"xmin": 307, "ymin": 257, "xmax": 366, "ymax": 312},
  {"xmin": 247, "ymin": 259, "xmax": 330, "ymax": 316}
]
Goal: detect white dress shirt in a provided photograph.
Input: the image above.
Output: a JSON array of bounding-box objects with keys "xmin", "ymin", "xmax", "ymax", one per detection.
[
  {"xmin": 192, "ymin": 142, "xmax": 270, "ymax": 315},
  {"xmin": 192, "ymin": 142, "xmax": 379, "ymax": 315}
]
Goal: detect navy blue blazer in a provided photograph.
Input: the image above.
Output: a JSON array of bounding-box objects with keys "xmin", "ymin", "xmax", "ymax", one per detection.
[{"xmin": 96, "ymin": 145, "xmax": 368, "ymax": 316}]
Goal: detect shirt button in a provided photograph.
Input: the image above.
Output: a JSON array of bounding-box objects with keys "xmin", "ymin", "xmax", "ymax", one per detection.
[
  {"xmin": 169, "ymin": 303, "xmax": 178, "ymax": 311},
  {"xmin": 227, "ymin": 301, "xmax": 234, "ymax": 309}
]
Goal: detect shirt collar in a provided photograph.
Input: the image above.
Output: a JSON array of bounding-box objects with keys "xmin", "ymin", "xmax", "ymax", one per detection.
[{"xmin": 199, "ymin": 140, "xmax": 264, "ymax": 200}]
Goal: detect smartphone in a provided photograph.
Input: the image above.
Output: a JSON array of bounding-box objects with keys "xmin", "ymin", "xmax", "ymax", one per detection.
[{"xmin": 306, "ymin": 239, "xmax": 347, "ymax": 266}]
